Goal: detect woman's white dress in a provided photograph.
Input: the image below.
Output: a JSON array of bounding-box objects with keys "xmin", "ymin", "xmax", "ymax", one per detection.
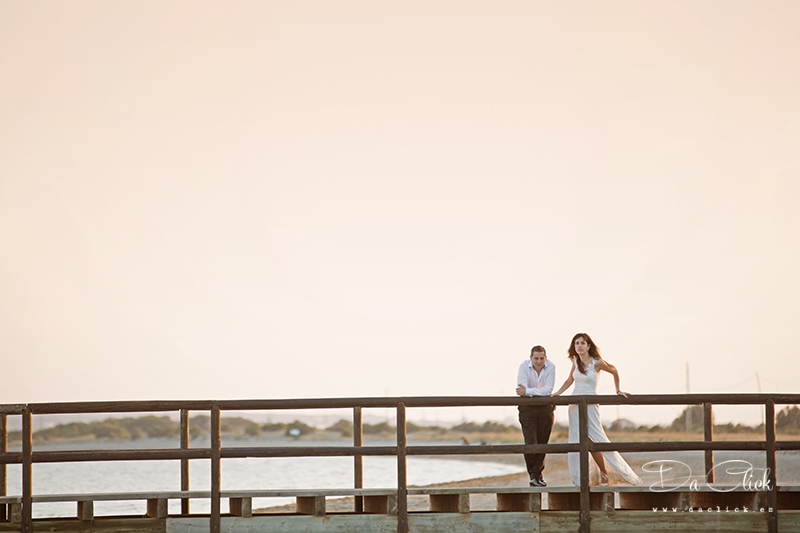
[{"xmin": 567, "ymin": 359, "xmax": 642, "ymax": 486}]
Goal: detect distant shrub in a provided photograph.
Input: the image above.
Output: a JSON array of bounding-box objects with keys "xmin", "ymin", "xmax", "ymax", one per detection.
[
  {"xmin": 286, "ymin": 420, "xmax": 316, "ymax": 437},
  {"xmin": 327, "ymin": 419, "xmax": 353, "ymax": 437},
  {"xmin": 191, "ymin": 415, "xmax": 210, "ymax": 436},
  {"xmin": 406, "ymin": 422, "xmax": 444, "ymax": 433},
  {"xmin": 777, "ymin": 406, "xmax": 800, "ymax": 432},
  {"xmin": 450, "ymin": 421, "xmax": 515, "ymax": 434},
  {"xmin": 32, "ymin": 416, "xmax": 178, "ymax": 442},
  {"xmin": 669, "ymin": 405, "xmax": 704, "ymax": 433},
  {"xmin": 363, "ymin": 422, "xmax": 394, "ymax": 435},
  {"xmin": 261, "ymin": 422, "xmax": 288, "ymax": 433}
]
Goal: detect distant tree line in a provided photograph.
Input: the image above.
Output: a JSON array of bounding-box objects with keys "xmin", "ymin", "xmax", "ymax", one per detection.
[
  {"xmin": 611, "ymin": 404, "xmax": 800, "ymax": 434},
  {"xmin": 7, "ymin": 415, "xmax": 312, "ymax": 443},
  {"xmin": 9, "ymin": 405, "xmax": 797, "ymax": 443}
]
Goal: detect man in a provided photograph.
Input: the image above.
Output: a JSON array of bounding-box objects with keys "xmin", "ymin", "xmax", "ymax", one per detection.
[{"xmin": 516, "ymin": 345, "xmax": 556, "ymax": 487}]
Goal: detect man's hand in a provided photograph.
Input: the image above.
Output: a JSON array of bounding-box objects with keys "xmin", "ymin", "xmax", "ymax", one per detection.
[{"xmin": 516, "ymin": 385, "xmax": 526, "ymax": 396}]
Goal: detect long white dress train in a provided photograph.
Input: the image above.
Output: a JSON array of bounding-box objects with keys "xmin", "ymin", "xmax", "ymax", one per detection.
[{"xmin": 567, "ymin": 359, "xmax": 642, "ymax": 486}]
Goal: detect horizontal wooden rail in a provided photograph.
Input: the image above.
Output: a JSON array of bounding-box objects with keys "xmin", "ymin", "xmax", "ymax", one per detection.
[
  {"xmin": 408, "ymin": 444, "xmax": 580, "ymax": 455},
  {"xmin": 28, "ymin": 400, "xmax": 214, "ymax": 414},
  {"xmin": 399, "ymin": 393, "xmax": 800, "ymax": 407},
  {"xmin": 590, "ymin": 441, "xmax": 767, "ymax": 452},
  {"xmin": 2, "ymin": 438, "xmax": 796, "ymax": 465},
  {"xmin": 31, "ymin": 449, "xmax": 211, "ymax": 463},
  {"xmin": 222, "ymin": 446, "xmax": 397, "ymax": 458},
  {"xmin": 14, "ymin": 393, "xmax": 800, "ymax": 414}
]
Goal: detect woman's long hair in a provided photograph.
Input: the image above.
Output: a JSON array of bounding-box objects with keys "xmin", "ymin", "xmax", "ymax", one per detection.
[{"xmin": 568, "ymin": 333, "xmax": 602, "ymax": 374}]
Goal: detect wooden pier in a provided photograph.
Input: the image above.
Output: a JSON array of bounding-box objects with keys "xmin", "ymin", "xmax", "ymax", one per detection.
[{"xmin": 2, "ymin": 394, "xmax": 800, "ymax": 532}]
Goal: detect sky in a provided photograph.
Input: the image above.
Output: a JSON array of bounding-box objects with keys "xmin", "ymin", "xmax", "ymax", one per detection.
[{"xmin": 2, "ymin": 1, "xmax": 799, "ymax": 428}]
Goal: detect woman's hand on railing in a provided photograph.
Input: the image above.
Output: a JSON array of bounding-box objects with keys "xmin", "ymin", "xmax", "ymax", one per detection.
[{"xmin": 616, "ymin": 389, "xmax": 630, "ymax": 398}]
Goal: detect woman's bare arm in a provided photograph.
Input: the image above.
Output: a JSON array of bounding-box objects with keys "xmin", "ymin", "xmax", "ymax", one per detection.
[{"xmin": 595, "ymin": 359, "xmax": 629, "ymax": 397}]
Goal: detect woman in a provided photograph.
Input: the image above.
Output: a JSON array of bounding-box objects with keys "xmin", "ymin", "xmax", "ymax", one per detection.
[{"xmin": 551, "ymin": 333, "xmax": 642, "ymax": 486}]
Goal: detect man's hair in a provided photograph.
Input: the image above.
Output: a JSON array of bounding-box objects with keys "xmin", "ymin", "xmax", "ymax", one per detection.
[{"xmin": 531, "ymin": 345, "xmax": 546, "ymax": 356}]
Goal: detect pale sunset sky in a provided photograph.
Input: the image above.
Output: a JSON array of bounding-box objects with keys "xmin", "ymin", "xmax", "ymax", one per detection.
[{"xmin": 2, "ymin": 2, "xmax": 799, "ymax": 426}]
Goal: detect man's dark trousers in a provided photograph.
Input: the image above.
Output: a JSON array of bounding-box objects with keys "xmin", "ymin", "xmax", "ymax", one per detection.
[{"xmin": 518, "ymin": 404, "xmax": 555, "ymax": 481}]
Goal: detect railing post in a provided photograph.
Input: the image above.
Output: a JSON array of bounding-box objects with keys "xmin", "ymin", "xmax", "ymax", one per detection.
[
  {"xmin": 396, "ymin": 402, "xmax": 408, "ymax": 533},
  {"xmin": 1, "ymin": 413, "xmax": 6, "ymax": 522},
  {"xmin": 180, "ymin": 409, "xmax": 190, "ymax": 514},
  {"xmin": 22, "ymin": 407, "xmax": 32, "ymax": 533},
  {"xmin": 578, "ymin": 398, "xmax": 590, "ymax": 533},
  {"xmin": 703, "ymin": 403, "xmax": 714, "ymax": 483},
  {"xmin": 765, "ymin": 399, "xmax": 777, "ymax": 533},
  {"xmin": 353, "ymin": 406, "xmax": 364, "ymax": 513},
  {"xmin": 210, "ymin": 404, "xmax": 221, "ymax": 533}
]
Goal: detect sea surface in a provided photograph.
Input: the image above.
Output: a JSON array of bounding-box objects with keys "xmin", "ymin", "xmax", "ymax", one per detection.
[{"xmin": 4, "ymin": 436, "xmax": 523, "ymax": 518}]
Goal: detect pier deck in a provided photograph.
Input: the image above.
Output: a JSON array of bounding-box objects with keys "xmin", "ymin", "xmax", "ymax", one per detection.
[{"xmin": 2, "ymin": 394, "xmax": 800, "ymax": 532}]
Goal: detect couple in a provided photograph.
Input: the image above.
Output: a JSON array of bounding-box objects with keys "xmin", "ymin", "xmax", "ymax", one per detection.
[{"xmin": 515, "ymin": 333, "xmax": 642, "ymax": 487}]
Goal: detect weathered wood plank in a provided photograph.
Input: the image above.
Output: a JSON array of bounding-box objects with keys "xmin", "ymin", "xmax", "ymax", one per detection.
[
  {"xmin": 548, "ymin": 492, "xmax": 609, "ymax": 511},
  {"xmin": 704, "ymin": 402, "xmax": 714, "ymax": 483},
  {"xmin": 180, "ymin": 409, "xmax": 189, "ymax": 515},
  {"xmin": 779, "ymin": 510, "xmax": 800, "ymax": 532},
  {"xmin": 618, "ymin": 491, "xmax": 689, "ymax": 511},
  {"xmin": 22, "ymin": 408, "xmax": 31, "ymax": 533},
  {"xmin": 585, "ymin": 509, "xmax": 770, "ymax": 533},
  {"xmin": 0, "ymin": 517, "xmax": 164, "ymax": 533},
  {"xmin": 224, "ymin": 489, "xmax": 395, "ymax": 498},
  {"xmin": 497, "ymin": 492, "xmax": 540, "ymax": 512},
  {"xmin": 691, "ymin": 490, "xmax": 760, "ymax": 510},
  {"xmin": 296, "ymin": 496, "xmax": 325, "ymax": 516},
  {"xmin": 77, "ymin": 501, "xmax": 93, "ymax": 521},
  {"xmin": 407, "ymin": 486, "xmax": 577, "ymax": 495},
  {"xmin": 9, "ymin": 504, "xmax": 20, "ymax": 525},
  {"xmin": 146, "ymin": 499, "xmax": 168, "ymax": 519},
  {"xmin": 166, "ymin": 515, "xmax": 399, "ymax": 533},
  {"xmin": 229, "ymin": 497, "xmax": 252, "ymax": 518},
  {"xmin": 428, "ymin": 493, "xmax": 469, "ymax": 513},
  {"xmin": 409, "ymin": 513, "xmax": 539, "ymax": 533},
  {"xmin": 0, "ymin": 413, "xmax": 6, "ymax": 522},
  {"xmin": 353, "ymin": 406, "xmax": 363, "ymax": 513},
  {"xmin": 17, "ymin": 393, "xmax": 800, "ymax": 415},
  {"xmin": 397, "ymin": 402, "xmax": 408, "ymax": 533},
  {"xmin": 363, "ymin": 495, "xmax": 398, "ymax": 515},
  {"xmin": 163, "ymin": 514, "xmax": 540, "ymax": 533},
  {"xmin": 30, "ymin": 491, "xmax": 210, "ymax": 502},
  {"xmin": 0, "ymin": 511, "xmax": 796, "ymax": 533},
  {"xmin": 211, "ymin": 405, "xmax": 221, "ymax": 533},
  {"xmin": 780, "ymin": 492, "xmax": 800, "ymax": 510}
]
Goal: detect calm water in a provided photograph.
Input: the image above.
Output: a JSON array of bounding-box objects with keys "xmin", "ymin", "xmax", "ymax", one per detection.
[{"xmin": 4, "ymin": 437, "xmax": 522, "ymax": 518}]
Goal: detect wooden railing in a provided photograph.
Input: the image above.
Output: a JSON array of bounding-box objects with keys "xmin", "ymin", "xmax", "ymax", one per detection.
[{"xmin": 1, "ymin": 394, "xmax": 800, "ymax": 533}]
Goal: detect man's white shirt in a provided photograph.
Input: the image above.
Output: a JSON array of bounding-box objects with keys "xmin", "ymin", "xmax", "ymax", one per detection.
[{"xmin": 517, "ymin": 359, "xmax": 556, "ymax": 396}]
